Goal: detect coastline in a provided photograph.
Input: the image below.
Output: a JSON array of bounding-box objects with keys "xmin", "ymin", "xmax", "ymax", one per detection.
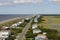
[
  {"xmin": 0, "ymin": 16, "xmax": 33, "ymax": 24},
  {"xmin": 0, "ymin": 17, "xmax": 24, "ymax": 24}
]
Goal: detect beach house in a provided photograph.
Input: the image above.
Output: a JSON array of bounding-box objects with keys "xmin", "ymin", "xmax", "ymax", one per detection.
[
  {"xmin": 35, "ymin": 34, "xmax": 48, "ymax": 40},
  {"xmin": 1, "ymin": 26, "xmax": 9, "ymax": 30},
  {"xmin": 32, "ymin": 24, "xmax": 38, "ymax": 29},
  {"xmin": 0, "ymin": 30, "xmax": 10, "ymax": 40},
  {"xmin": 10, "ymin": 23, "xmax": 18, "ymax": 28},
  {"xmin": 25, "ymin": 17, "xmax": 30, "ymax": 20},
  {"xmin": 37, "ymin": 15, "xmax": 40, "ymax": 18},
  {"xmin": 12, "ymin": 23, "xmax": 18, "ymax": 27},
  {"xmin": 34, "ymin": 18, "xmax": 38, "ymax": 23},
  {"xmin": 43, "ymin": 32, "xmax": 47, "ymax": 35},
  {"xmin": 33, "ymin": 29, "xmax": 42, "ymax": 34}
]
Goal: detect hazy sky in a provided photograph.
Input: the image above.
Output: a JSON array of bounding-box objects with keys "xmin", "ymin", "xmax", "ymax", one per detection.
[{"xmin": 0, "ymin": 0, "xmax": 60, "ymax": 14}]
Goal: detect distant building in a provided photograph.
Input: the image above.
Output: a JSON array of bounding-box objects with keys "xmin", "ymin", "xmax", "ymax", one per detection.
[
  {"xmin": 16, "ymin": 21, "xmax": 23, "ymax": 26},
  {"xmin": 11, "ymin": 23, "xmax": 18, "ymax": 27},
  {"xmin": 25, "ymin": 17, "xmax": 30, "ymax": 20},
  {"xmin": 18, "ymin": 20, "xmax": 24, "ymax": 24},
  {"xmin": 35, "ymin": 34, "xmax": 48, "ymax": 40},
  {"xmin": 43, "ymin": 32, "xmax": 47, "ymax": 35},
  {"xmin": 22, "ymin": 19, "xmax": 25, "ymax": 22},
  {"xmin": 18, "ymin": 22, "xmax": 22, "ymax": 24},
  {"xmin": 34, "ymin": 18, "xmax": 38, "ymax": 23},
  {"xmin": 37, "ymin": 15, "xmax": 40, "ymax": 18},
  {"xmin": 10, "ymin": 23, "xmax": 18, "ymax": 28},
  {"xmin": 0, "ymin": 30, "xmax": 10, "ymax": 40},
  {"xmin": 32, "ymin": 24, "xmax": 38, "ymax": 29},
  {"xmin": 10, "ymin": 19, "xmax": 24, "ymax": 28},
  {"xmin": 33, "ymin": 29, "xmax": 41, "ymax": 34},
  {"xmin": 1, "ymin": 26, "xmax": 9, "ymax": 30}
]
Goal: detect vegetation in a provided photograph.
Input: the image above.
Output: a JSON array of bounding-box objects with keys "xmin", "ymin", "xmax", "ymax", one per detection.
[
  {"xmin": 0, "ymin": 18, "xmax": 21, "ymax": 27},
  {"xmin": 6, "ymin": 35, "xmax": 16, "ymax": 40},
  {"xmin": 38, "ymin": 15, "xmax": 60, "ymax": 40},
  {"xmin": 0, "ymin": 18, "xmax": 31, "ymax": 40},
  {"xmin": 25, "ymin": 27, "xmax": 36, "ymax": 40}
]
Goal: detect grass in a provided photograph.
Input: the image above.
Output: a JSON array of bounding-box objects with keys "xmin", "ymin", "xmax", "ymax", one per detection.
[
  {"xmin": 0, "ymin": 18, "xmax": 23, "ymax": 30},
  {"xmin": 38, "ymin": 16, "xmax": 60, "ymax": 39},
  {"xmin": 0, "ymin": 18, "xmax": 24, "ymax": 40},
  {"xmin": 38, "ymin": 16, "xmax": 60, "ymax": 31},
  {"xmin": 0, "ymin": 18, "xmax": 22, "ymax": 27}
]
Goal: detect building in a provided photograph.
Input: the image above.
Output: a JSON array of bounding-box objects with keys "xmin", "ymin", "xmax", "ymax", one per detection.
[
  {"xmin": 12, "ymin": 23, "xmax": 18, "ymax": 27},
  {"xmin": 33, "ymin": 29, "xmax": 42, "ymax": 34},
  {"xmin": 1, "ymin": 26, "xmax": 9, "ymax": 30},
  {"xmin": 25, "ymin": 17, "xmax": 30, "ymax": 20},
  {"xmin": 16, "ymin": 21, "xmax": 22, "ymax": 26},
  {"xmin": 21, "ymin": 19, "xmax": 25, "ymax": 23},
  {"xmin": 32, "ymin": 24, "xmax": 38, "ymax": 29},
  {"xmin": 37, "ymin": 15, "xmax": 40, "ymax": 18},
  {"xmin": 18, "ymin": 22, "xmax": 22, "ymax": 24},
  {"xmin": 43, "ymin": 32, "xmax": 47, "ymax": 35},
  {"xmin": 35, "ymin": 34, "xmax": 48, "ymax": 40},
  {"xmin": 34, "ymin": 18, "xmax": 38, "ymax": 23},
  {"xmin": 17, "ymin": 19, "xmax": 25, "ymax": 25},
  {"xmin": 0, "ymin": 30, "xmax": 10, "ymax": 40},
  {"xmin": 10, "ymin": 19, "xmax": 24, "ymax": 28}
]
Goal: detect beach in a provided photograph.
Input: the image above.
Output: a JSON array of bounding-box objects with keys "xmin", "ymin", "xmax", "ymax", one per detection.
[{"xmin": 0, "ymin": 17, "xmax": 23, "ymax": 24}]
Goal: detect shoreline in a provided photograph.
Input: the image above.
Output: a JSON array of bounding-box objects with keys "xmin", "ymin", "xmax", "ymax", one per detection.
[
  {"xmin": 0, "ymin": 17, "xmax": 24, "ymax": 24},
  {"xmin": 0, "ymin": 16, "xmax": 33, "ymax": 24}
]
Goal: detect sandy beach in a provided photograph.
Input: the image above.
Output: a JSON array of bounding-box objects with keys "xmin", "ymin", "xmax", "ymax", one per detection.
[
  {"xmin": 0, "ymin": 17, "xmax": 24, "ymax": 24},
  {"xmin": 0, "ymin": 15, "xmax": 33, "ymax": 24}
]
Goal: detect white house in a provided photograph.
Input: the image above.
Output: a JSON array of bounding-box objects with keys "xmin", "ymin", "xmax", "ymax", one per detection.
[
  {"xmin": 43, "ymin": 32, "xmax": 47, "ymax": 35},
  {"xmin": 18, "ymin": 19, "xmax": 24, "ymax": 24},
  {"xmin": 21, "ymin": 19, "xmax": 24, "ymax": 23},
  {"xmin": 34, "ymin": 18, "xmax": 38, "ymax": 23},
  {"xmin": 18, "ymin": 22, "xmax": 22, "ymax": 24},
  {"xmin": 10, "ymin": 23, "xmax": 18, "ymax": 28},
  {"xmin": 11, "ymin": 23, "xmax": 18, "ymax": 27},
  {"xmin": 37, "ymin": 15, "xmax": 40, "ymax": 18},
  {"xmin": 33, "ymin": 29, "xmax": 42, "ymax": 34},
  {"xmin": 35, "ymin": 34, "xmax": 48, "ymax": 40},
  {"xmin": 16, "ymin": 21, "xmax": 22, "ymax": 26},
  {"xmin": 25, "ymin": 17, "xmax": 30, "ymax": 20},
  {"xmin": 32, "ymin": 24, "xmax": 38, "ymax": 29},
  {"xmin": 1, "ymin": 26, "xmax": 9, "ymax": 30},
  {"xmin": 0, "ymin": 30, "xmax": 10, "ymax": 40}
]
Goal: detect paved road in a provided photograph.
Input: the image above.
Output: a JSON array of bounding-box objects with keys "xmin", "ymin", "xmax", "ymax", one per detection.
[{"xmin": 18, "ymin": 19, "xmax": 32, "ymax": 40}]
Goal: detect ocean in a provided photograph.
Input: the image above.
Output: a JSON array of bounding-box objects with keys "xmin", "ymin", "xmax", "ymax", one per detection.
[{"xmin": 0, "ymin": 14, "xmax": 33, "ymax": 22}]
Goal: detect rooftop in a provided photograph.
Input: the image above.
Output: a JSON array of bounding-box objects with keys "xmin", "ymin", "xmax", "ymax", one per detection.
[{"xmin": 35, "ymin": 34, "xmax": 48, "ymax": 40}]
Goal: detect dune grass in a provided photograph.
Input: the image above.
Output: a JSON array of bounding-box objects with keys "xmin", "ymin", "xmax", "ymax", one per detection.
[
  {"xmin": 38, "ymin": 16, "xmax": 60, "ymax": 31},
  {"xmin": 0, "ymin": 18, "xmax": 22, "ymax": 27}
]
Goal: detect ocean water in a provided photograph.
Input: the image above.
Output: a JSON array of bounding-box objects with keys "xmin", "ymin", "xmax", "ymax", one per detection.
[{"xmin": 0, "ymin": 14, "xmax": 32, "ymax": 22}]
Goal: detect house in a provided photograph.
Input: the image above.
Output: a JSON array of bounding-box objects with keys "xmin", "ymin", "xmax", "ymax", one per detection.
[
  {"xmin": 37, "ymin": 15, "xmax": 40, "ymax": 18},
  {"xmin": 1, "ymin": 26, "xmax": 9, "ymax": 30},
  {"xmin": 21, "ymin": 19, "xmax": 25, "ymax": 23},
  {"xmin": 25, "ymin": 17, "xmax": 30, "ymax": 20},
  {"xmin": 0, "ymin": 30, "xmax": 10, "ymax": 40},
  {"xmin": 32, "ymin": 24, "xmax": 38, "ymax": 29},
  {"xmin": 34, "ymin": 18, "xmax": 38, "ymax": 23},
  {"xmin": 18, "ymin": 22, "xmax": 22, "ymax": 24},
  {"xmin": 16, "ymin": 21, "xmax": 22, "ymax": 26},
  {"xmin": 43, "ymin": 32, "xmax": 47, "ymax": 35},
  {"xmin": 18, "ymin": 20, "xmax": 24, "ymax": 24},
  {"xmin": 16, "ymin": 22, "xmax": 20, "ymax": 26},
  {"xmin": 10, "ymin": 23, "xmax": 18, "ymax": 28},
  {"xmin": 33, "ymin": 29, "xmax": 42, "ymax": 34},
  {"xmin": 11, "ymin": 23, "xmax": 18, "ymax": 27},
  {"xmin": 35, "ymin": 34, "xmax": 48, "ymax": 40},
  {"xmin": 10, "ymin": 20, "xmax": 24, "ymax": 28}
]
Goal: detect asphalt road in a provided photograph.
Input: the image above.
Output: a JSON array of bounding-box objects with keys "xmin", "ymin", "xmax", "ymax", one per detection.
[{"xmin": 18, "ymin": 19, "xmax": 32, "ymax": 40}]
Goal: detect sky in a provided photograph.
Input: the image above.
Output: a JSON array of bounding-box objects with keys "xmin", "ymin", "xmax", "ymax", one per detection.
[{"xmin": 0, "ymin": 0, "xmax": 60, "ymax": 14}]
